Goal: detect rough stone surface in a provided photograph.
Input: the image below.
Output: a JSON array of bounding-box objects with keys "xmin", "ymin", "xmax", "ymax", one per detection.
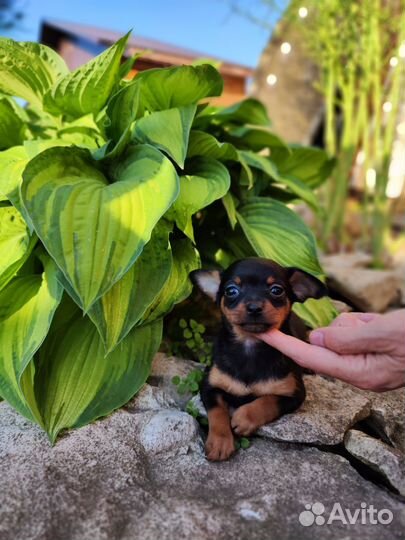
[
  {"xmin": 1, "ymin": 402, "xmax": 405, "ymax": 540},
  {"xmin": 366, "ymin": 389, "xmax": 405, "ymax": 453},
  {"xmin": 344, "ymin": 429, "xmax": 405, "ymax": 496},
  {"xmin": 321, "ymin": 252, "xmax": 404, "ymax": 311},
  {"xmin": 192, "ymin": 375, "xmax": 372, "ymax": 445},
  {"xmin": 1, "ymin": 354, "xmax": 405, "ymax": 540},
  {"xmin": 325, "ymin": 266, "xmax": 402, "ymax": 312},
  {"xmin": 321, "ymin": 252, "xmax": 373, "ymax": 270},
  {"xmin": 146, "ymin": 352, "xmax": 202, "ymax": 409}
]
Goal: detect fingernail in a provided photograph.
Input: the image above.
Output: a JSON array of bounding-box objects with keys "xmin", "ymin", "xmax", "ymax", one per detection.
[{"xmin": 310, "ymin": 331, "xmax": 325, "ymax": 347}]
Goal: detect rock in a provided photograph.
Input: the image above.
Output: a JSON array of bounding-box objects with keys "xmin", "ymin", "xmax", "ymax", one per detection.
[
  {"xmin": 321, "ymin": 252, "xmax": 373, "ymax": 270},
  {"xmin": 326, "ymin": 267, "xmax": 402, "ymax": 312},
  {"xmin": 1, "ymin": 402, "xmax": 405, "ymax": 540},
  {"xmin": 344, "ymin": 429, "xmax": 405, "ymax": 496},
  {"xmin": 191, "ymin": 375, "xmax": 371, "ymax": 445},
  {"xmin": 366, "ymin": 389, "xmax": 405, "ymax": 453},
  {"xmin": 146, "ymin": 352, "xmax": 203, "ymax": 409},
  {"xmin": 259, "ymin": 376, "xmax": 371, "ymax": 445},
  {"xmin": 137, "ymin": 409, "xmax": 202, "ymax": 457},
  {"xmin": 126, "ymin": 383, "xmax": 178, "ymax": 412},
  {"xmin": 321, "ymin": 252, "xmax": 403, "ymax": 311}
]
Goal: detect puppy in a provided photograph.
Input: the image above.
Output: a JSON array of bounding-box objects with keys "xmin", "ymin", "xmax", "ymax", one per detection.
[{"xmin": 190, "ymin": 257, "xmax": 327, "ymax": 461}]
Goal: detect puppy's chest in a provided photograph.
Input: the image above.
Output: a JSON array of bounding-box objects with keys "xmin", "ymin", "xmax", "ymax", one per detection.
[{"xmin": 209, "ymin": 347, "xmax": 297, "ymax": 397}]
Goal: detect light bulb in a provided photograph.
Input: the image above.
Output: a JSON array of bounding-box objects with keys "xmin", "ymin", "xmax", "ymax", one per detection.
[
  {"xmin": 298, "ymin": 7, "xmax": 308, "ymax": 18},
  {"xmin": 280, "ymin": 42, "xmax": 292, "ymax": 55},
  {"xmin": 266, "ymin": 74, "xmax": 277, "ymax": 86},
  {"xmin": 382, "ymin": 101, "xmax": 392, "ymax": 113}
]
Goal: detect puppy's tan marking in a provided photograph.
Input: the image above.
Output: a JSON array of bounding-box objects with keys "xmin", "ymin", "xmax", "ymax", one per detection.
[
  {"xmin": 262, "ymin": 299, "xmax": 291, "ymax": 330},
  {"xmin": 209, "ymin": 366, "xmax": 297, "ymax": 397},
  {"xmin": 220, "ymin": 297, "xmax": 246, "ymax": 325},
  {"xmin": 253, "ymin": 371, "xmax": 297, "ymax": 396},
  {"xmin": 206, "ymin": 396, "xmax": 235, "ymax": 461},
  {"xmin": 266, "ymin": 276, "xmax": 276, "ymax": 285},
  {"xmin": 231, "ymin": 395, "xmax": 280, "ymax": 436},
  {"xmin": 233, "ymin": 276, "xmax": 241, "ymax": 285}
]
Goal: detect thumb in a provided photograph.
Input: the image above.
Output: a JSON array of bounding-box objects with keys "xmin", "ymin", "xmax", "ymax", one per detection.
[{"xmin": 309, "ymin": 322, "xmax": 386, "ymax": 354}]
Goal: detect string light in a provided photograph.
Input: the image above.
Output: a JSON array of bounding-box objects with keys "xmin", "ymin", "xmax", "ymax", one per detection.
[
  {"xmin": 266, "ymin": 73, "xmax": 277, "ymax": 86},
  {"xmin": 366, "ymin": 168, "xmax": 376, "ymax": 190},
  {"xmin": 399, "ymin": 42, "xmax": 405, "ymax": 58},
  {"xmin": 397, "ymin": 122, "xmax": 405, "ymax": 136},
  {"xmin": 298, "ymin": 6, "xmax": 308, "ymax": 18},
  {"xmin": 382, "ymin": 101, "xmax": 392, "ymax": 113},
  {"xmin": 389, "ymin": 56, "xmax": 398, "ymax": 67},
  {"xmin": 280, "ymin": 42, "xmax": 292, "ymax": 54}
]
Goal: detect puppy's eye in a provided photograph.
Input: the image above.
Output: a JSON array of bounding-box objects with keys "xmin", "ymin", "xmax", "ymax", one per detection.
[
  {"xmin": 224, "ymin": 285, "xmax": 240, "ymax": 298},
  {"xmin": 269, "ymin": 284, "xmax": 284, "ymax": 297}
]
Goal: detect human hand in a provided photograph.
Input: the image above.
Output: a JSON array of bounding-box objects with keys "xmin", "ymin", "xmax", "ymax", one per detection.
[{"xmin": 259, "ymin": 310, "xmax": 405, "ymax": 392}]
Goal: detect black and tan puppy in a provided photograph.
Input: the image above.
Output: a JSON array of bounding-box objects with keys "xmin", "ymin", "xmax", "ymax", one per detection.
[{"xmin": 190, "ymin": 258, "xmax": 327, "ymax": 461}]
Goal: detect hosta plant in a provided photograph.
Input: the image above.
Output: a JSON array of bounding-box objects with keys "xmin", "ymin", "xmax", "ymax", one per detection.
[{"xmin": 0, "ymin": 33, "xmax": 336, "ymax": 441}]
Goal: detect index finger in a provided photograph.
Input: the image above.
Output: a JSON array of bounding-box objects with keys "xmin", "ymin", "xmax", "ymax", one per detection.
[{"xmin": 258, "ymin": 329, "xmax": 358, "ymax": 382}]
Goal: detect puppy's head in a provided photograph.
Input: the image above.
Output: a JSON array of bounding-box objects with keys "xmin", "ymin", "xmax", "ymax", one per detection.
[{"xmin": 190, "ymin": 258, "xmax": 327, "ymax": 336}]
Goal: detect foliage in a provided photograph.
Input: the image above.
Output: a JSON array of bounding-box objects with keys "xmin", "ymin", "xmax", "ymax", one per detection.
[
  {"xmin": 292, "ymin": 0, "xmax": 405, "ymax": 264},
  {"xmin": 0, "ymin": 34, "xmax": 335, "ymax": 440}
]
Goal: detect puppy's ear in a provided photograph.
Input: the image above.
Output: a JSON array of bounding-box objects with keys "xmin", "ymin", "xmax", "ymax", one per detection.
[
  {"xmin": 287, "ymin": 268, "xmax": 327, "ymax": 302},
  {"xmin": 190, "ymin": 270, "xmax": 221, "ymax": 301}
]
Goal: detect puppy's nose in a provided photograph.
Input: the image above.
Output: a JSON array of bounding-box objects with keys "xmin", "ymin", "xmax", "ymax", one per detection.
[{"xmin": 246, "ymin": 302, "xmax": 263, "ymax": 315}]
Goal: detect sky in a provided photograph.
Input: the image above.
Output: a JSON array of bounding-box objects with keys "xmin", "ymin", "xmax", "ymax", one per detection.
[{"xmin": 4, "ymin": 0, "xmax": 286, "ymax": 68}]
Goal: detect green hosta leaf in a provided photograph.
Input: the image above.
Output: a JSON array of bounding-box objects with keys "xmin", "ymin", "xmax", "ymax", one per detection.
[
  {"xmin": 22, "ymin": 144, "xmax": 179, "ymax": 311},
  {"xmin": 95, "ymin": 83, "xmax": 142, "ymax": 161},
  {"xmin": 141, "ymin": 238, "xmax": 200, "ymax": 324},
  {"xmin": 209, "ymin": 98, "xmax": 271, "ymax": 126},
  {"xmin": 135, "ymin": 64, "xmax": 223, "ymax": 112},
  {"xmin": 0, "ymin": 206, "xmax": 36, "ymax": 291},
  {"xmin": 240, "ymin": 151, "xmax": 319, "ymax": 211},
  {"xmin": 105, "ymin": 80, "xmax": 141, "ymax": 143},
  {"xmin": 237, "ymin": 197, "xmax": 323, "ymax": 277},
  {"xmin": 133, "ymin": 105, "xmax": 196, "ymax": 168},
  {"xmin": 34, "ymin": 315, "xmax": 162, "ymax": 442},
  {"xmin": 222, "ymin": 191, "xmax": 238, "ymax": 229},
  {"xmin": 0, "ymin": 145, "xmax": 28, "ymax": 212},
  {"xmin": 118, "ymin": 52, "xmax": 142, "ymax": 80},
  {"xmin": 0, "ymin": 38, "xmax": 68, "ymax": 107},
  {"xmin": 57, "ymin": 116, "xmax": 105, "ymax": 148},
  {"xmin": 227, "ymin": 126, "xmax": 288, "ymax": 153},
  {"xmin": 88, "ymin": 221, "xmax": 173, "ymax": 353},
  {"xmin": 270, "ymin": 145, "xmax": 336, "ymax": 188},
  {"xmin": 44, "ymin": 32, "xmax": 130, "ymax": 117},
  {"xmin": 171, "ymin": 157, "xmax": 230, "ymax": 240},
  {"xmin": 187, "ymin": 130, "xmax": 238, "ymax": 161},
  {"xmin": 0, "ymin": 96, "xmax": 28, "ymax": 149},
  {"xmin": 293, "ymin": 297, "xmax": 338, "ymax": 329},
  {"xmin": 0, "ymin": 256, "xmax": 63, "ymax": 421}
]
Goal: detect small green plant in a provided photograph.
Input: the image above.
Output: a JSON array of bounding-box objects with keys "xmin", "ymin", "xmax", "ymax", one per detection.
[
  {"xmin": 185, "ymin": 400, "xmax": 208, "ymax": 426},
  {"xmin": 173, "ymin": 318, "xmax": 213, "ymax": 365},
  {"xmin": 235, "ymin": 437, "xmax": 251, "ymax": 450},
  {"xmin": 170, "ymin": 318, "xmax": 212, "ymax": 395}
]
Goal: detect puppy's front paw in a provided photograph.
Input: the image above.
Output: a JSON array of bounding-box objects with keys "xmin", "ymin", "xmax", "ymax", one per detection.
[
  {"xmin": 205, "ymin": 433, "xmax": 235, "ymax": 461},
  {"xmin": 231, "ymin": 406, "xmax": 260, "ymax": 436}
]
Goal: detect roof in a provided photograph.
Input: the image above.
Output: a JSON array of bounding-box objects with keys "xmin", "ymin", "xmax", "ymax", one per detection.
[{"xmin": 40, "ymin": 19, "xmax": 254, "ymax": 79}]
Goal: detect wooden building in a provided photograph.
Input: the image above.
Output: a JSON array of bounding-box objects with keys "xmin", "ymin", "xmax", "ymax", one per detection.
[{"xmin": 40, "ymin": 20, "xmax": 253, "ymax": 106}]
